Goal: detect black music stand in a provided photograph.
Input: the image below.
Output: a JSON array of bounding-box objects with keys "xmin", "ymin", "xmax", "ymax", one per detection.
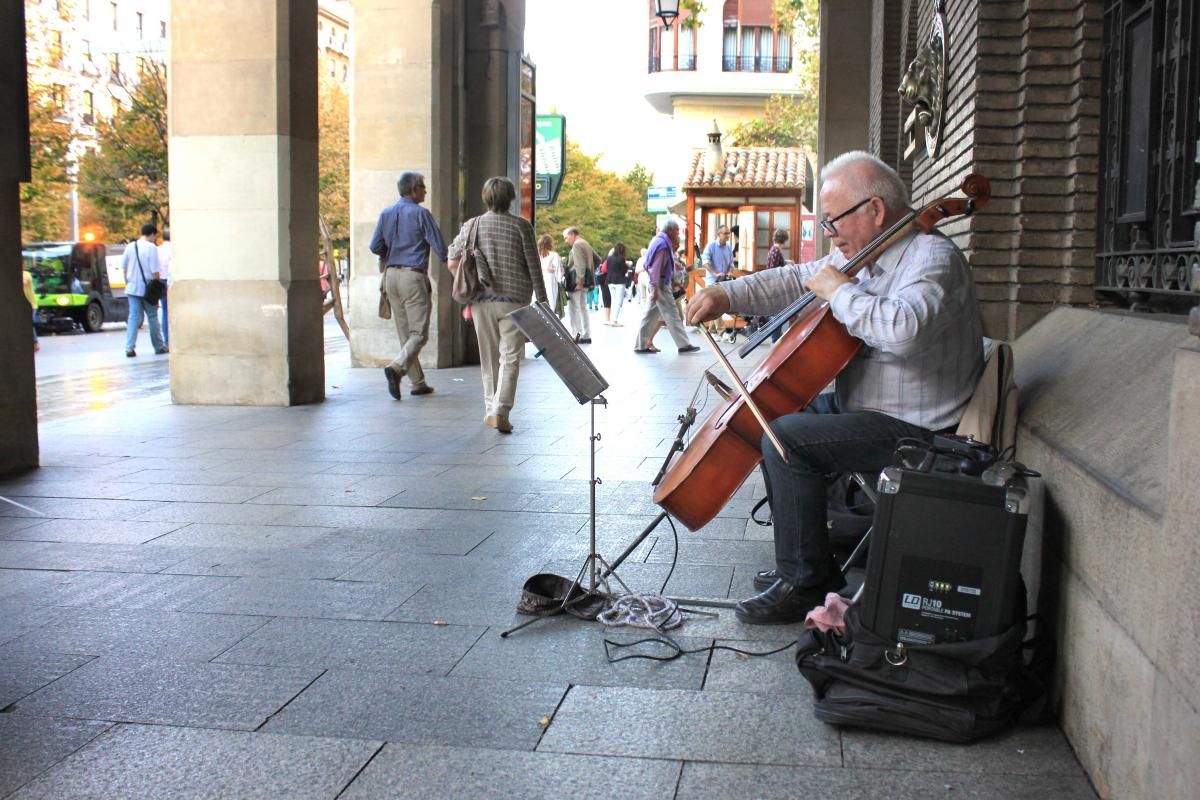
[{"xmin": 501, "ymin": 302, "xmax": 628, "ymax": 636}]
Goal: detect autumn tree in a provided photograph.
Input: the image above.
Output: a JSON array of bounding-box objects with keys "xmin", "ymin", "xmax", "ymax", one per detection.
[
  {"xmin": 727, "ymin": 0, "xmax": 820, "ymax": 152},
  {"xmin": 78, "ymin": 60, "xmax": 168, "ymax": 240},
  {"xmin": 535, "ymin": 144, "xmax": 658, "ymax": 260},
  {"xmin": 20, "ymin": 90, "xmax": 73, "ymax": 242},
  {"xmin": 318, "ymin": 56, "xmax": 350, "ymax": 248}
]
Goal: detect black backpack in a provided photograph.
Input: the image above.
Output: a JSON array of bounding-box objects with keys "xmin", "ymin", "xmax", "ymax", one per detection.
[{"xmin": 795, "ymin": 603, "xmax": 1050, "ymax": 743}]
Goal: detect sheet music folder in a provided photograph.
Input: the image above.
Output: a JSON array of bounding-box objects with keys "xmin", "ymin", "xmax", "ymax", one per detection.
[{"xmin": 507, "ymin": 302, "xmax": 609, "ymax": 404}]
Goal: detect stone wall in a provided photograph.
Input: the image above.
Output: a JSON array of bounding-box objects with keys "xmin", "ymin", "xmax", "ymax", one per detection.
[
  {"xmin": 897, "ymin": 0, "xmax": 1099, "ymax": 340},
  {"xmin": 901, "ymin": 0, "xmax": 1104, "ymax": 340},
  {"xmin": 1013, "ymin": 308, "xmax": 1200, "ymax": 799}
]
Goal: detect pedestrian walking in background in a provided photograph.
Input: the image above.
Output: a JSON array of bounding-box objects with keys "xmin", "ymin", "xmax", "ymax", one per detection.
[
  {"xmin": 633, "ymin": 220, "xmax": 699, "ymax": 355},
  {"xmin": 702, "ymin": 224, "xmax": 735, "ymax": 282},
  {"xmin": 562, "ymin": 226, "xmax": 593, "ymax": 343},
  {"xmin": 603, "ymin": 242, "xmax": 630, "ymax": 326},
  {"xmin": 761, "ymin": 227, "xmax": 789, "ymax": 342},
  {"xmin": 635, "ymin": 248, "xmax": 651, "ymax": 309},
  {"xmin": 122, "ymin": 222, "xmax": 167, "ymax": 358},
  {"xmin": 23, "ymin": 268, "xmax": 38, "ymax": 353},
  {"xmin": 157, "ymin": 228, "xmax": 172, "ymax": 347},
  {"xmin": 536, "ymin": 234, "xmax": 565, "ymax": 317},
  {"xmin": 448, "ymin": 177, "xmax": 548, "ymax": 434},
  {"xmin": 370, "ymin": 171, "xmax": 446, "ymax": 400}
]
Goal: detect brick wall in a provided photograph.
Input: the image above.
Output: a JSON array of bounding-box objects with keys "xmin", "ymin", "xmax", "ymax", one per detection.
[
  {"xmin": 898, "ymin": 0, "xmax": 1103, "ymax": 339},
  {"xmin": 869, "ymin": 0, "xmax": 907, "ymax": 177}
]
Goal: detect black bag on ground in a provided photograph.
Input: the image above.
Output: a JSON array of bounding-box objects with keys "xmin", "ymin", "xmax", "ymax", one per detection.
[{"xmin": 795, "ymin": 604, "xmax": 1043, "ymax": 743}]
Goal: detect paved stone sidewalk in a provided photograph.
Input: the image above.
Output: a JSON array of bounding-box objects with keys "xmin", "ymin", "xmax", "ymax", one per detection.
[{"xmin": 0, "ymin": 317, "xmax": 1097, "ymax": 799}]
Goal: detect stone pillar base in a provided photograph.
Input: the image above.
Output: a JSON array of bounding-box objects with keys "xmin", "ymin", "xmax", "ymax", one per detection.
[
  {"xmin": 170, "ymin": 279, "xmax": 324, "ymax": 406},
  {"xmin": 0, "ymin": 182, "xmax": 37, "ymax": 474}
]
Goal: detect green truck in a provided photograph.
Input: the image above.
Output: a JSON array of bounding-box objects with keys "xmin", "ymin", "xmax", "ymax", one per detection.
[{"xmin": 23, "ymin": 240, "xmax": 129, "ymax": 333}]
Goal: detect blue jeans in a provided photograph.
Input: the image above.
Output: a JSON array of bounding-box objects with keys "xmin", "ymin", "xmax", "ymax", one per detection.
[
  {"xmin": 159, "ymin": 287, "xmax": 169, "ymax": 346},
  {"xmin": 126, "ymin": 294, "xmax": 165, "ymax": 352},
  {"xmin": 761, "ymin": 393, "xmax": 934, "ymax": 587}
]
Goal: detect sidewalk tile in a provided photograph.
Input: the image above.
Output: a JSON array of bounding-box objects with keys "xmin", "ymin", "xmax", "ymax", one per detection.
[
  {"xmin": 0, "ymin": 715, "xmax": 112, "ymax": 798},
  {"xmin": 13, "ymin": 658, "xmax": 319, "ymax": 729},
  {"xmin": 539, "ymin": 685, "xmax": 841, "ymax": 766},
  {"xmin": 341, "ymin": 743, "xmax": 680, "ymax": 800},
  {"xmin": 6, "ymin": 607, "xmax": 269, "ymax": 660},
  {"xmin": 216, "ymin": 616, "xmax": 485, "ymax": 672},
  {"xmin": 263, "ymin": 670, "xmax": 566, "ymax": 750},
  {"xmin": 6, "ymin": 723, "xmax": 377, "ymax": 800},
  {"xmin": 676, "ymin": 763, "xmax": 1099, "ymax": 799}
]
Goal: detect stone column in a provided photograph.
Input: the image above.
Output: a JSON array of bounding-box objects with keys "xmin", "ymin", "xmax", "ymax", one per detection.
[
  {"xmin": 168, "ymin": 0, "xmax": 324, "ymax": 405},
  {"xmin": 349, "ymin": 0, "xmax": 527, "ymax": 370},
  {"xmin": 348, "ymin": 0, "xmax": 467, "ymax": 369},
  {"xmin": 816, "ymin": 0, "xmax": 872, "ymax": 252},
  {"xmin": 0, "ymin": 3, "xmax": 37, "ymax": 474},
  {"xmin": 1149, "ymin": 339, "xmax": 1200, "ymax": 799}
]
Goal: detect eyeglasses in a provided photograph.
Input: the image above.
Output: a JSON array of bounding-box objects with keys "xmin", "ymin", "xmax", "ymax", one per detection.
[{"xmin": 820, "ymin": 197, "xmax": 873, "ymax": 237}]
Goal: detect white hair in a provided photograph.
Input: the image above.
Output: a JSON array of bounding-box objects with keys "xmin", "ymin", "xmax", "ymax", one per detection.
[{"xmin": 820, "ymin": 151, "xmax": 910, "ymax": 212}]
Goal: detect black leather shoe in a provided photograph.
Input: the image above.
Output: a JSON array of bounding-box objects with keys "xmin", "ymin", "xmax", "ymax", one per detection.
[
  {"xmin": 754, "ymin": 558, "xmax": 846, "ymax": 592},
  {"xmin": 734, "ymin": 577, "xmax": 846, "ymax": 625},
  {"xmin": 383, "ymin": 366, "xmax": 402, "ymax": 400},
  {"xmin": 678, "ymin": 345, "xmax": 701, "ymax": 353},
  {"xmin": 578, "ymin": 337, "xmax": 592, "ymax": 344},
  {"xmin": 752, "ymin": 569, "xmax": 780, "ymax": 592}
]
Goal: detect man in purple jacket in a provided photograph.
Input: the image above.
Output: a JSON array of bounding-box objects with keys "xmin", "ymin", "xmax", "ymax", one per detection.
[{"xmin": 632, "ymin": 220, "xmax": 699, "ymax": 354}]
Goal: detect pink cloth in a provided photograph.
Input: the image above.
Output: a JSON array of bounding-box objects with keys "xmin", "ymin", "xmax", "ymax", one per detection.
[{"xmin": 804, "ymin": 593, "xmax": 854, "ymax": 634}]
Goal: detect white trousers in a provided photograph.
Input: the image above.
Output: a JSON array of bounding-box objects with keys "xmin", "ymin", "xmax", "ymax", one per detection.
[
  {"xmin": 610, "ymin": 283, "xmax": 627, "ymax": 323},
  {"xmin": 471, "ymin": 300, "xmax": 526, "ymax": 420},
  {"xmin": 567, "ymin": 290, "xmax": 591, "ymax": 338}
]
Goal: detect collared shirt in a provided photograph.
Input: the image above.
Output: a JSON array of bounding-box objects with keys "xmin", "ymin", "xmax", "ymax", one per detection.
[
  {"xmin": 722, "ymin": 230, "xmax": 984, "ymax": 431},
  {"xmin": 157, "ymin": 241, "xmax": 172, "ymax": 284},
  {"xmin": 369, "ymin": 197, "xmax": 448, "ymax": 270},
  {"xmin": 702, "ymin": 240, "xmax": 734, "ymax": 274},
  {"xmin": 644, "ymin": 232, "xmax": 675, "ymax": 286},
  {"xmin": 447, "ymin": 210, "xmax": 548, "ymax": 305},
  {"xmin": 566, "ymin": 236, "xmax": 595, "ymax": 290},
  {"xmin": 122, "ymin": 238, "xmax": 161, "ymax": 298}
]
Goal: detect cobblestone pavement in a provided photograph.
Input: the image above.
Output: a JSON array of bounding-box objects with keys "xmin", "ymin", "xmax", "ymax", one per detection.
[{"xmin": 1, "ymin": 311, "xmax": 1097, "ymax": 799}]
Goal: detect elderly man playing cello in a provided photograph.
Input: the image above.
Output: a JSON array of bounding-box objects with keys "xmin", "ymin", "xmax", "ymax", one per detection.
[{"xmin": 686, "ymin": 151, "xmax": 985, "ymax": 624}]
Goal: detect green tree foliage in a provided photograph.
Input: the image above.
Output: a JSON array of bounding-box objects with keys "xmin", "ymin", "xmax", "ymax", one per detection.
[
  {"xmin": 535, "ymin": 144, "xmax": 658, "ymax": 260},
  {"xmin": 318, "ymin": 57, "xmax": 350, "ymax": 247},
  {"xmin": 78, "ymin": 61, "xmax": 168, "ymax": 240},
  {"xmin": 622, "ymin": 163, "xmax": 654, "ymax": 198},
  {"xmin": 20, "ymin": 90, "xmax": 73, "ymax": 242},
  {"xmin": 727, "ymin": 0, "xmax": 820, "ymax": 153}
]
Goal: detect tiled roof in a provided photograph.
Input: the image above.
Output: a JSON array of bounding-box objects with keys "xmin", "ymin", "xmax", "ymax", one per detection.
[{"xmin": 683, "ymin": 147, "xmax": 809, "ymax": 189}]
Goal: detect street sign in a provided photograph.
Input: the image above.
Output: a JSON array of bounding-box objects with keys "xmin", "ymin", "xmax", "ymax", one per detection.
[
  {"xmin": 647, "ymin": 185, "xmax": 681, "ymax": 213},
  {"xmin": 534, "ymin": 114, "xmax": 566, "ymax": 205}
]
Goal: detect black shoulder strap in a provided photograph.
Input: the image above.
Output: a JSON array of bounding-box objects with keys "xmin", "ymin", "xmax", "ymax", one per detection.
[{"xmin": 133, "ymin": 241, "xmax": 149, "ymax": 283}]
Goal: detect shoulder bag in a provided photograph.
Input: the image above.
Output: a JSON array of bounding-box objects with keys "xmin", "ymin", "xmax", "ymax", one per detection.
[
  {"xmin": 135, "ymin": 243, "xmax": 165, "ymax": 306},
  {"xmin": 451, "ymin": 217, "xmax": 491, "ymax": 304}
]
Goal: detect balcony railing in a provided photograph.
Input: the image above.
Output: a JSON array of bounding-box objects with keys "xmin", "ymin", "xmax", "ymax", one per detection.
[
  {"xmin": 648, "ymin": 53, "xmax": 698, "ymax": 73},
  {"xmin": 722, "ymin": 55, "xmax": 793, "ymax": 73}
]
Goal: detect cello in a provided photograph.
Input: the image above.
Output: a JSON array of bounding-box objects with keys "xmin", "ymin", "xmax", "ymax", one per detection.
[{"xmin": 653, "ymin": 174, "xmax": 991, "ymax": 531}]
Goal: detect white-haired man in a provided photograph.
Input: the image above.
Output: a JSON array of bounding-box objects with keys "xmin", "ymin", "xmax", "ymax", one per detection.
[
  {"xmin": 687, "ymin": 151, "xmax": 985, "ymax": 624},
  {"xmin": 562, "ymin": 227, "xmax": 593, "ymax": 343},
  {"xmin": 633, "ymin": 219, "xmax": 699, "ymax": 354}
]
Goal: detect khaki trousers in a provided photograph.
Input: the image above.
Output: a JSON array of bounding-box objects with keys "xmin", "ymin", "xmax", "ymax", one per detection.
[
  {"xmin": 471, "ymin": 300, "xmax": 526, "ymax": 420},
  {"xmin": 384, "ymin": 268, "xmax": 430, "ymax": 389},
  {"xmin": 635, "ymin": 286, "xmax": 691, "ymax": 349}
]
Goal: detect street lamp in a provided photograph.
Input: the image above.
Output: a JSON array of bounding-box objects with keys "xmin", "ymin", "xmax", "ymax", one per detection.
[{"xmin": 655, "ymin": 0, "xmax": 680, "ymax": 30}]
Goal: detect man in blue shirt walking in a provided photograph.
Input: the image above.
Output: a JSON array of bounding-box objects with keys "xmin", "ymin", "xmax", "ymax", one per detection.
[
  {"xmin": 370, "ymin": 172, "xmax": 448, "ymax": 400},
  {"xmin": 701, "ymin": 224, "xmax": 735, "ymax": 282}
]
